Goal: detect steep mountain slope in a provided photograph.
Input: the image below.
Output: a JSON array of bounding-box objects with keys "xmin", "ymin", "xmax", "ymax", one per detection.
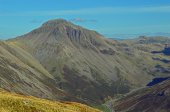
[
  {"xmin": 0, "ymin": 88, "xmax": 101, "ymax": 112},
  {"xmin": 114, "ymin": 79, "xmax": 170, "ymax": 112},
  {"xmin": 0, "ymin": 41, "xmax": 82, "ymax": 103},
  {"xmin": 8, "ymin": 19, "xmax": 170, "ymax": 104}
]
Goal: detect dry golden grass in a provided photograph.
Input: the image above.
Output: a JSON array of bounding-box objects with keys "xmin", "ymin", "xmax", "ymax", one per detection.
[{"xmin": 0, "ymin": 89, "xmax": 101, "ymax": 112}]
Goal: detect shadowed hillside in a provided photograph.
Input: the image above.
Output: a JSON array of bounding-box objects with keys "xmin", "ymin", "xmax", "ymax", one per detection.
[{"xmin": 114, "ymin": 79, "xmax": 170, "ymax": 112}]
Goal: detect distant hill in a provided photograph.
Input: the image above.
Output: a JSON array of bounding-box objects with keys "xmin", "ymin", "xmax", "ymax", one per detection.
[
  {"xmin": 106, "ymin": 33, "xmax": 170, "ymax": 39},
  {"xmin": 131, "ymin": 36, "xmax": 170, "ymax": 44}
]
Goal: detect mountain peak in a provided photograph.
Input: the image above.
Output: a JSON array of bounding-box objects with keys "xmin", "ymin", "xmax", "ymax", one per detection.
[
  {"xmin": 42, "ymin": 19, "xmax": 74, "ymax": 27},
  {"xmin": 16, "ymin": 18, "xmax": 108, "ymax": 52}
]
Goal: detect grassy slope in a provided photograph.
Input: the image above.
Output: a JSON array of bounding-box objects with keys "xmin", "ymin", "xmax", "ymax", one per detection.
[
  {"xmin": 114, "ymin": 79, "xmax": 170, "ymax": 112},
  {"xmin": 0, "ymin": 89, "xmax": 101, "ymax": 112}
]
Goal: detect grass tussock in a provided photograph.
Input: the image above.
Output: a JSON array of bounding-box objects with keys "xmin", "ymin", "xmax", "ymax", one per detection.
[{"xmin": 0, "ymin": 89, "xmax": 101, "ymax": 112}]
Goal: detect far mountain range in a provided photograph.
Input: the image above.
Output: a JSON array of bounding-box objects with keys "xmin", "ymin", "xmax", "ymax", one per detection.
[{"xmin": 105, "ymin": 32, "xmax": 170, "ymax": 39}]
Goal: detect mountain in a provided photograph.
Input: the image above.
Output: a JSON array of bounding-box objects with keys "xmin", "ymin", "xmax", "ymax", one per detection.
[
  {"xmin": 0, "ymin": 18, "xmax": 170, "ymax": 111},
  {"xmin": 9, "ymin": 19, "xmax": 131, "ymax": 104},
  {"xmin": 0, "ymin": 88, "xmax": 101, "ymax": 112},
  {"xmin": 6, "ymin": 20, "xmax": 136, "ymax": 100},
  {"xmin": 5, "ymin": 19, "xmax": 170, "ymax": 105},
  {"xmin": 114, "ymin": 79, "xmax": 170, "ymax": 112}
]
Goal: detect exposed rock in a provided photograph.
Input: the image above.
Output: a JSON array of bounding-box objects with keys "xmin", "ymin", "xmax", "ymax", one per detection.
[{"xmin": 100, "ymin": 48, "xmax": 115, "ymax": 55}]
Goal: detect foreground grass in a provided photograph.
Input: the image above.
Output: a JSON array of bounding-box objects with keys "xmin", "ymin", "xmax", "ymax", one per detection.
[{"xmin": 0, "ymin": 89, "xmax": 101, "ymax": 112}]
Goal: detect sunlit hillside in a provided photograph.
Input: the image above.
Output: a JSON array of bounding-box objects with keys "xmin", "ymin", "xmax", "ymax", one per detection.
[{"xmin": 0, "ymin": 89, "xmax": 101, "ymax": 112}]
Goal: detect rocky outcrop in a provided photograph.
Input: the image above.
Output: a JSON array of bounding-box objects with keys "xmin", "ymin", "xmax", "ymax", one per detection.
[{"xmin": 100, "ymin": 48, "xmax": 115, "ymax": 55}]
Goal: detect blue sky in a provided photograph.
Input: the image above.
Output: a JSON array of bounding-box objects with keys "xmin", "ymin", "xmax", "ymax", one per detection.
[{"xmin": 0, "ymin": 0, "xmax": 170, "ymax": 39}]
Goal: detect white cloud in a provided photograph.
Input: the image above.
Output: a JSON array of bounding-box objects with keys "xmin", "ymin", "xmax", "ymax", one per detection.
[
  {"xmin": 30, "ymin": 19, "xmax": 42, "ymax": 24},
  {"xmin": 70, "ymin": 18, "xmax": 97, "ymax": 23},
  {"xmin": 1, "ymin": 5, "xmax": 170, "ymax": 16}
]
